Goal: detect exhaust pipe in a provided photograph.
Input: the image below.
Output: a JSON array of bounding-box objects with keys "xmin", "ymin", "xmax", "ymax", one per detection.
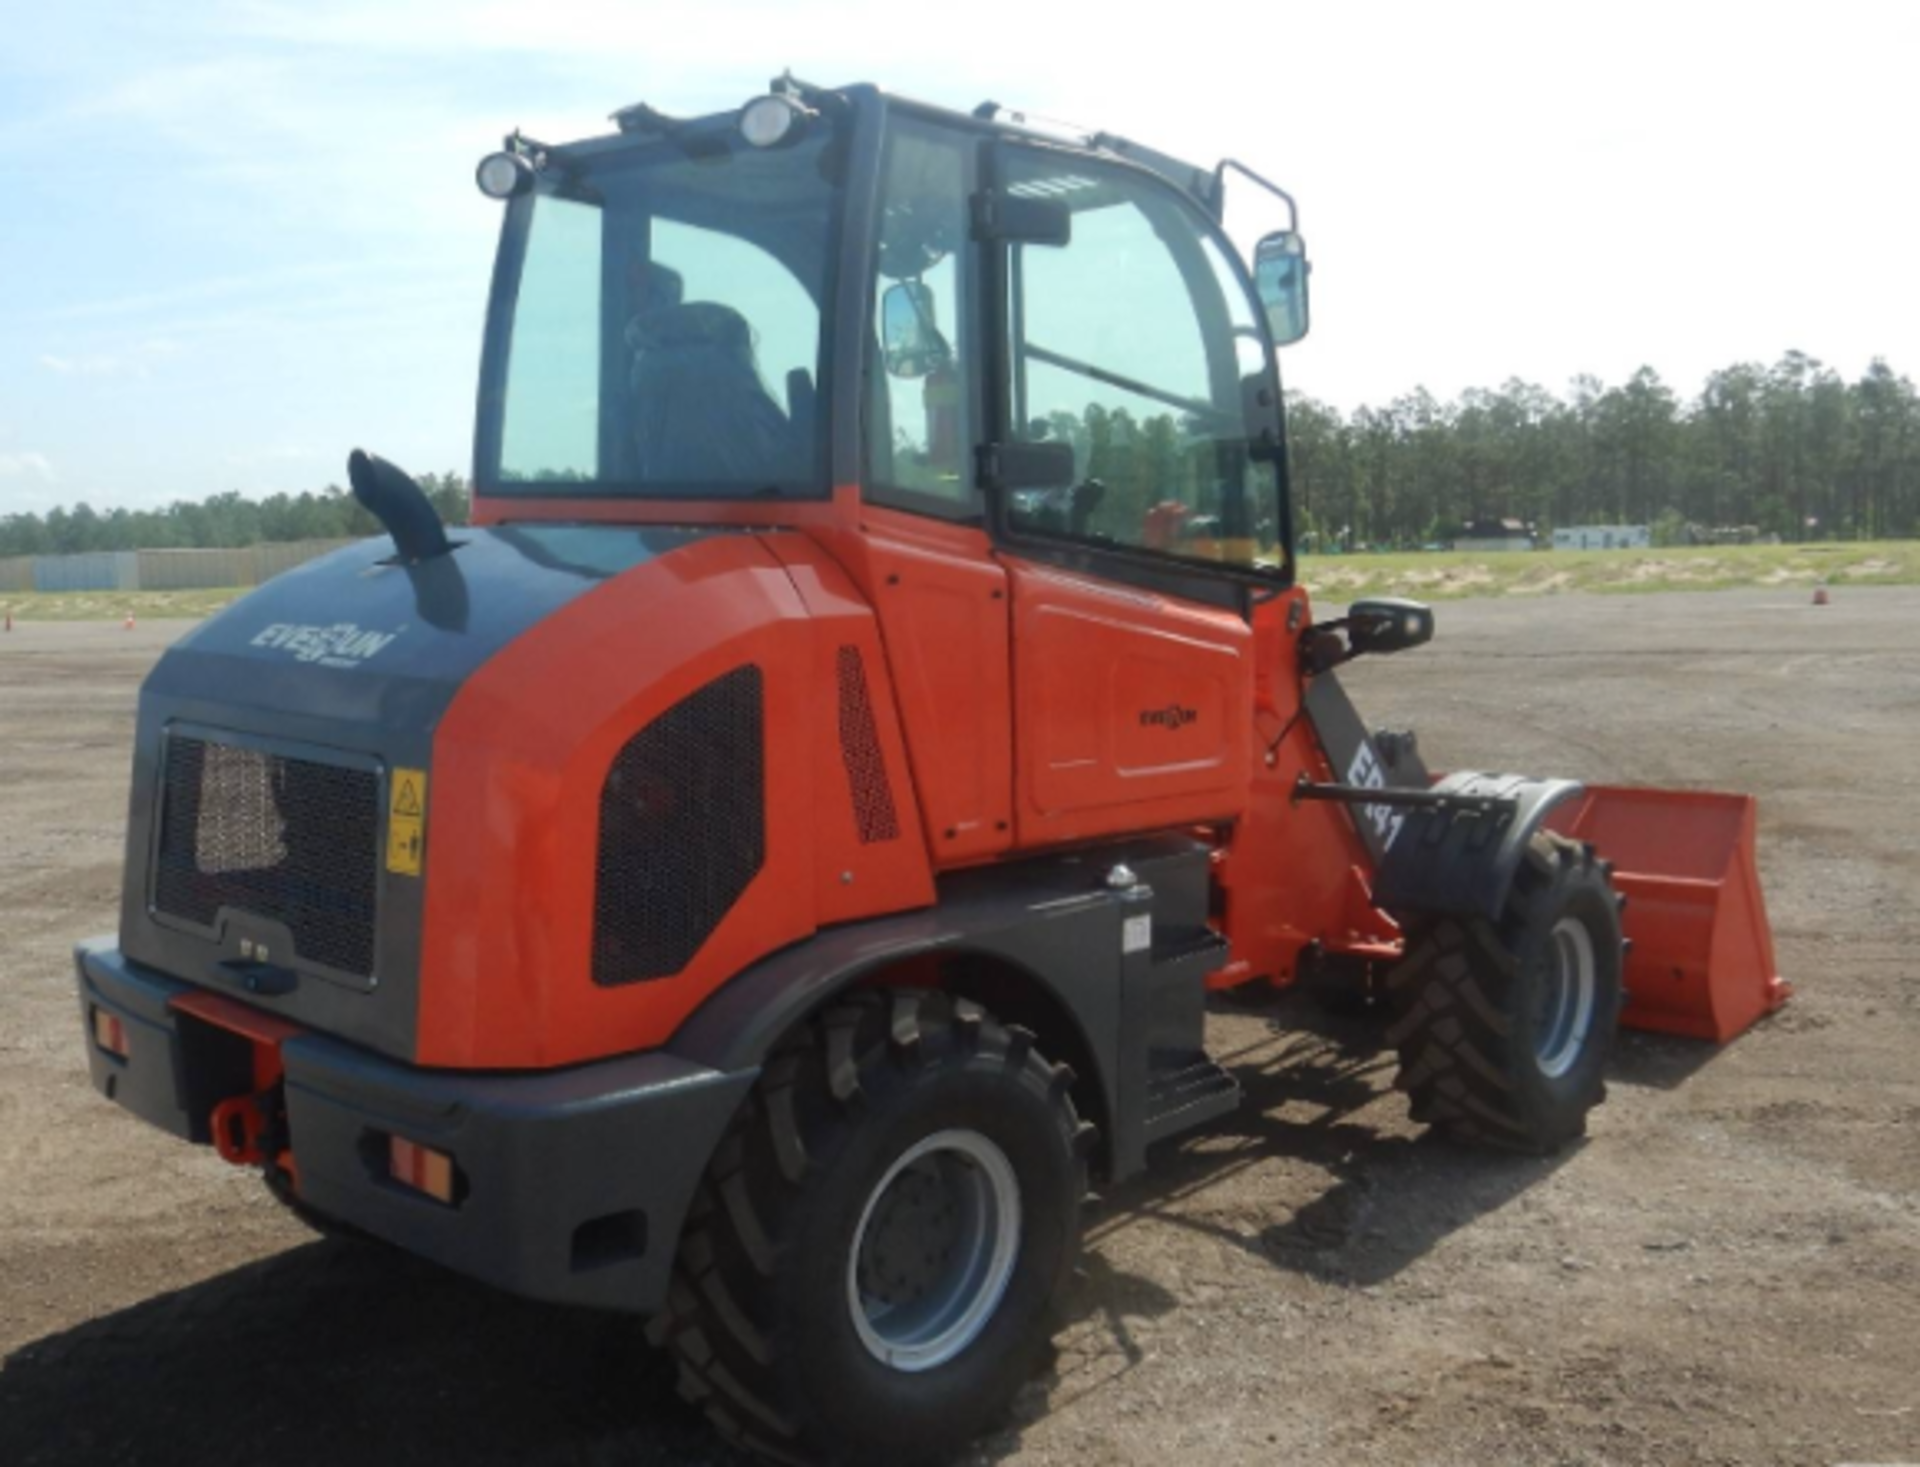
[{"xmin": 348, "ymin": 449, "xmax": 453, "ymax": 564}]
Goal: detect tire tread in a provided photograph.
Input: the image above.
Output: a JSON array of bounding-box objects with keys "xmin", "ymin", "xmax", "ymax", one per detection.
[
  {"xmin": 1386, "ymin": 830, "xmax": 1625, "ymax": 1152},
  {"xmin": 653, "ymin": 989, "xmax": 1084, "ymax": 1464}
]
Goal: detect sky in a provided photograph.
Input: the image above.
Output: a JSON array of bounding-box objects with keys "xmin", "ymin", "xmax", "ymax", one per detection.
[{"xmin": 2, "ymin": 0, "xmax": 1916, "ymax": 514}]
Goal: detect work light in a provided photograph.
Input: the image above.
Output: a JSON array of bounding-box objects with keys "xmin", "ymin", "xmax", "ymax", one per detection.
[
  {"xmin": 475, "ymin": 150, "xmax": 534, "ymax": 199},
  {"xmin": 739, "ymin": 93, "xmax": 811, "ymax": 148}
]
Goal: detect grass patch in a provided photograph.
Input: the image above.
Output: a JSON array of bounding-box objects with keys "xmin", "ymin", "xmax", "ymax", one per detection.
[
  {"xmin": 0, "ymin": 588, "xmax": 246, "ymax": 622},
  {"xmin": 1298, "ymin": 540, "xmax": 1920, "ymax": 600},
  {"xmin": 2, "ymin": 540, "xmax": 1916, "ymax": 624}
]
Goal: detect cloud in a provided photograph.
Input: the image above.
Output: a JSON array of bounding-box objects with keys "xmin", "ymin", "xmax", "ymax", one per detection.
[
  {"xmin": 25, "ymin": 263, "xmax": 362, "ymax": 327},
  {"xmin": 222, "ymin": 445, "xmax": 318, "ymax": 467},
  {"xmin": 37, "ymin": 339, "xmax": 182, "ymax": 379},
  {"xmin": 0, "ymin": 452, "xmax": 58, "ymax": 483}
]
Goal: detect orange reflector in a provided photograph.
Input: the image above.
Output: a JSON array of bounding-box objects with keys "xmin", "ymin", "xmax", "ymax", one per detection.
[
  {"xmin": 92, "ymin": 1006, "xmax": 129, "ymax": 1059},
  {"xmin": 389, "ymin": 1136, "xmax": 456, "ymax": 1204}
]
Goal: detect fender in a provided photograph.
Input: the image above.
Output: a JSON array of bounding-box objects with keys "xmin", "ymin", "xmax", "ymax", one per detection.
[
  {"xmin": 667, "ymin": 836, "xmax": 1220, "ymax": 1182},
  {"xmin": 1370, "ymin": 771, "xmax": 1585, "ymax": 924}
]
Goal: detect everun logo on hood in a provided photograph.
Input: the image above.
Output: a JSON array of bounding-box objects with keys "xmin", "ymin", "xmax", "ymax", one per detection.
[{"xmin": 251, "ymin": 622, "xmax": 399, "ymax": 668}]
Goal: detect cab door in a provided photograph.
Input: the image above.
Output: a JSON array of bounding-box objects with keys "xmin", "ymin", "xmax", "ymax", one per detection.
[
  {"xmin": 980, "ymin": 144, "xmax": 1287, "ymax": 850},
  {"xmin": 845, "ymin": 113, "xmax": 1016, "ymax": 867}
]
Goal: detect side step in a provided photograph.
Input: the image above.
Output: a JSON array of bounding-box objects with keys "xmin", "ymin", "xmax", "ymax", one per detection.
[
  {"xmin": 1109, "ymin": 860, "xmax": 1242, "ymax": 1180},
  {"xmin": 1142, "ymin": 1053, "xmax": 1240, "ymax": 1146},
  {"xmin": 1139, "ymin": 931, "xmax": 1241, "ymax": 1148}
]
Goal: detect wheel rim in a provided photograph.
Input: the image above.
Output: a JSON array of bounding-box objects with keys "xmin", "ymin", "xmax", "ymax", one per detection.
[
  {"xmin": 847, "ymin": 1128, "xmax": 1022, "ymax": 1373},
  {"xmin": 1535, "ymin": 915, "xmax": 1598, "ymax": 1079}
]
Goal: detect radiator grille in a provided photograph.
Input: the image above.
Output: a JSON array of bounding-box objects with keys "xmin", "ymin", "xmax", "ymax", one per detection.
[
  {"xmin": 593, "ymin": 666, "xmax": 765, "ymax": 985},
  {"xmin": 153, "ymin": 736, "xmax": 379, "ymax": 977},
  {"xmin": 835, "ymin": 646, "xmax": 900, "ymax": 844}
]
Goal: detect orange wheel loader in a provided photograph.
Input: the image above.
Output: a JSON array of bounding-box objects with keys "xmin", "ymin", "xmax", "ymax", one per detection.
[{"xmin": 73, "ymin": 76, "xmax": 1789, "ymax": 1465}]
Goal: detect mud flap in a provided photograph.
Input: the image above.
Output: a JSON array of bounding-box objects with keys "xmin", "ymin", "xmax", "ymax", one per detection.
[
  {"xmin": 1547, "ymin": 786, "xmax": 1789, "ymax": 1042},
  {"xmin": 1368, "ymin": 771, "xmax": 1585, "ymax": 922},
  {"xmin": 1303, "ymin": 675, "xmax": 1581, "ymax": 929}
]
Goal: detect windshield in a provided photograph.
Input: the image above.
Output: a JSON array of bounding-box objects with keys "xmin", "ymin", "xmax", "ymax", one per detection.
[{"xmin": 479, "ymin": 121, "xmax": 843, "ymax": 499}]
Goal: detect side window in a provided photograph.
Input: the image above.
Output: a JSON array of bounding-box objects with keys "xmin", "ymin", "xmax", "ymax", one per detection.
[
  {"xmin": 501, "ymin": 196, "xmax": 602, "ymax": 482},
  {"xmin": 866, "ymin": 122, "xmax": 975, "ymax": 508},
  {"xmin": 1004, "ymin": 155, "xmax": 1280, "ymax": 573}
]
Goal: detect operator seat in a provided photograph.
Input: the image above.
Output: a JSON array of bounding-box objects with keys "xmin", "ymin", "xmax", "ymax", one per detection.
[{"xmin": 630, "ymin": 302, "xmax": 795, "ymax": 485}]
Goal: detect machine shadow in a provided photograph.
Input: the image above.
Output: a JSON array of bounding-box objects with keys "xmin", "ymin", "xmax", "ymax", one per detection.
[
  {"xmin": 0, "ymin": 1242, "xmax": 746, "ymax": 1467},
  {"xmin": 1606, "ymin": 1025, "xmax": 1721, "ymax": 1090},
  {"xmin": 973, "ymin": 990, "xmax": 1587, "ymax": 1461},
  {"xmin": 3, "ymin": 996, "xmax": 1710, "ymax": 1467},
  {"xmin": 1088, "ymin": 989, "xmax": 1578, "ymax": 1290}
]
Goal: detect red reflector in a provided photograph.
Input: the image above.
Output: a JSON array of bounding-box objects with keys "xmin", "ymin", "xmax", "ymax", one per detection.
[
  {"xmin": 92, "ymin": 1006, "xmax": 129, "ymax": 1059},
  {"xmin": 389, "ymin": 1135, "xmax": 456, "ymax": 1204}
]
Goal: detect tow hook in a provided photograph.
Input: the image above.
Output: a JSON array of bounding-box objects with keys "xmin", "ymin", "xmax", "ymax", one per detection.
[{"xmin": 210, "ymin": 1087, "xmax": 285, "ymax": 1167}]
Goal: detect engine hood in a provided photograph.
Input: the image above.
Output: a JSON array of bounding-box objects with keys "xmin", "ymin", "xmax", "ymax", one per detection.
[
  {"xmin": 149, "ymin": 524, "xmax": 735, "ymax": 725},
  {"xmin": 120, "ymin": 523, "xmax": 751, "ymax": 1060}
]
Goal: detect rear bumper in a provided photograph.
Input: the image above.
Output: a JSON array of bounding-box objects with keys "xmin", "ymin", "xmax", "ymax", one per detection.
[{"xmin": 74, "ymin": 939, "xmax": 755, "ymax": 1314}]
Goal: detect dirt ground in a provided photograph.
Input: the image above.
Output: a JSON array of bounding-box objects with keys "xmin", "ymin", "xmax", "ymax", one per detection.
[{"xmin": 2, "ymin": 591, "xmax": 1916, "ymax": 1467}]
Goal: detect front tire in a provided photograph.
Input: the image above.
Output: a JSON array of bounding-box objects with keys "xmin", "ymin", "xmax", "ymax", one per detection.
[
  {"xmin": 1386, "ymin": 831, "xmax": 1625, "ymax": 1152},
  {"xmin": 650, "ymin": 990, "xmax": 1087, "ymax": 1465}
]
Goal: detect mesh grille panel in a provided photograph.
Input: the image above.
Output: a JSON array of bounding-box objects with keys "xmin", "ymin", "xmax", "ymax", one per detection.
[
  {"xmin": 594, "ymin": 666, "xmax": 765, "ymax": 985},
  {"xmin": 153, "ymin": 737, "xmax": 379, "ymax": 976},
  {"xmin": 835, "ymin": 646, "xmax": 900, "ymax": 844}
]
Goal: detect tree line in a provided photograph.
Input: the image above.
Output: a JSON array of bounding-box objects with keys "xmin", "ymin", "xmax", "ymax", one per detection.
[
  {"xmin": 0, "ymin": 475, "xmax": 472, "ymax": 558},
  {"xmin": 6, "ymin": 351, "xmax": 1919, "ymax": 556},
  {"xmin": 1285, "ymin": 353, "xmax": 1920, "ymax": 548}
]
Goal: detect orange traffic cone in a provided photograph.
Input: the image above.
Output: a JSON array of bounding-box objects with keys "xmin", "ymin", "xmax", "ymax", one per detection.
[
  {"xmin": 1812, "ymin": 584, "xmax": 1830, "ymax": 606},
  {"xmin": 124, "ymin": 613, "xmax": 136, "ymax": 631}
]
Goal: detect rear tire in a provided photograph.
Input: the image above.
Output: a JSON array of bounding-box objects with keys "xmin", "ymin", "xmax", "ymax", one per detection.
[
  {"xmin": 1386, "ymin": 831, "xmax": 1625, "ymax": 1152},
  {"xmin": 649, "ymin": 990, "xmax": 1087, "ymax": 1465}
]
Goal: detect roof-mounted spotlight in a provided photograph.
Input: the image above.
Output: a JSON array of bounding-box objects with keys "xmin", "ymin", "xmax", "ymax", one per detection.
[
  {"xmin": 475, "ymin": 150, "xmax": 535, "ymax": 200},
  {"xmin": 738, "ymin": 93, "xmax": 814, "ymax": 149}
]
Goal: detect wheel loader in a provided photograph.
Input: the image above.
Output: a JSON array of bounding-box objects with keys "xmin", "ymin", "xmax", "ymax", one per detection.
[{"xmin": 73, "ymin": 76, "xmax": 1788, "ymax": 1464}]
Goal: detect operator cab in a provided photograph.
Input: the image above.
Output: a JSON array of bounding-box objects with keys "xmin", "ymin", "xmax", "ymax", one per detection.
[{"xmin": 472, "ymin": 77, "xmax": 1311, "ymax": 605}]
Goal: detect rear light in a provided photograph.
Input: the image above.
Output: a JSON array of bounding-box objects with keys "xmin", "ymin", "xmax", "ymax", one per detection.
[
  {"xmin": 92, "ymin": 1006, "xmax": 129, "ymax": 1059},
  {"xmin": 389, "ymin": 1135, "xmax": 457, "ymax": 1205}
]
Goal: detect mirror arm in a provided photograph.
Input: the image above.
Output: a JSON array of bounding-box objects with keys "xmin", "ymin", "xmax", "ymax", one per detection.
[
  {"xmin": 1213, "ymin": 158, "xmax": 1299, "ymax": 234},
  {"xmin": 1298, "ymin": 615, "xmax": 1364, "ymax": 676}
]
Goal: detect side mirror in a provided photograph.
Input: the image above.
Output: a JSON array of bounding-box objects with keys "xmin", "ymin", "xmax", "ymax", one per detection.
[
  {"xmin": 1300, "ymin": 597, "xmax": 1434, "ymax": 675},
  {"xmin": 1253, "ymin": 230, "xmax": 1311, "ymax": 346},
  {"xmin": 1349, "ymin": 597, "xmax": 1434, "ymax": 656},
  {"xmin": 881, "ymin": 281, "xmax": 951, "ymax": 379}
]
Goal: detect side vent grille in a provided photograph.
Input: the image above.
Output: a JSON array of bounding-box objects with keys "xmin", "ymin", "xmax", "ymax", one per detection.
[
  {"xmin": 835, "ymin": 646, "xmax": 900, "ymax": 844},
  {"xmin": 593, "ymin": 666, "xmax": 765, "ymax": 986}
]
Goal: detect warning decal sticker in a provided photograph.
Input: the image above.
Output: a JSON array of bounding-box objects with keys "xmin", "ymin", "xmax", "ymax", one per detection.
[{"xmin": 387, "ymin": 768, "xmax": 427, "ymax": 876}]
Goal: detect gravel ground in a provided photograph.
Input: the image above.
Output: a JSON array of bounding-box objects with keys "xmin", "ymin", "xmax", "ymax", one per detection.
[{"xmin": 1, "ymin": 590, "xmax": 1916, "ymax": 1467}]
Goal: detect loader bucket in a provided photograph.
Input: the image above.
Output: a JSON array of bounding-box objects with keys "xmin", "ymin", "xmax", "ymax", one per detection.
[{"xmin": 1547, "ymin": 786, "xmax": 1790, "ymax": 1042}]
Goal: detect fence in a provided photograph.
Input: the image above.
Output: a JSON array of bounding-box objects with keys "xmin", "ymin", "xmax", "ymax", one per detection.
[
  {"xmin": 3, "ymin": 539, "xmax": 360, "ymax": 596},
  {"xmin": 30, "ymin": 551, "xmax": 140, "ymax": 592}
]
